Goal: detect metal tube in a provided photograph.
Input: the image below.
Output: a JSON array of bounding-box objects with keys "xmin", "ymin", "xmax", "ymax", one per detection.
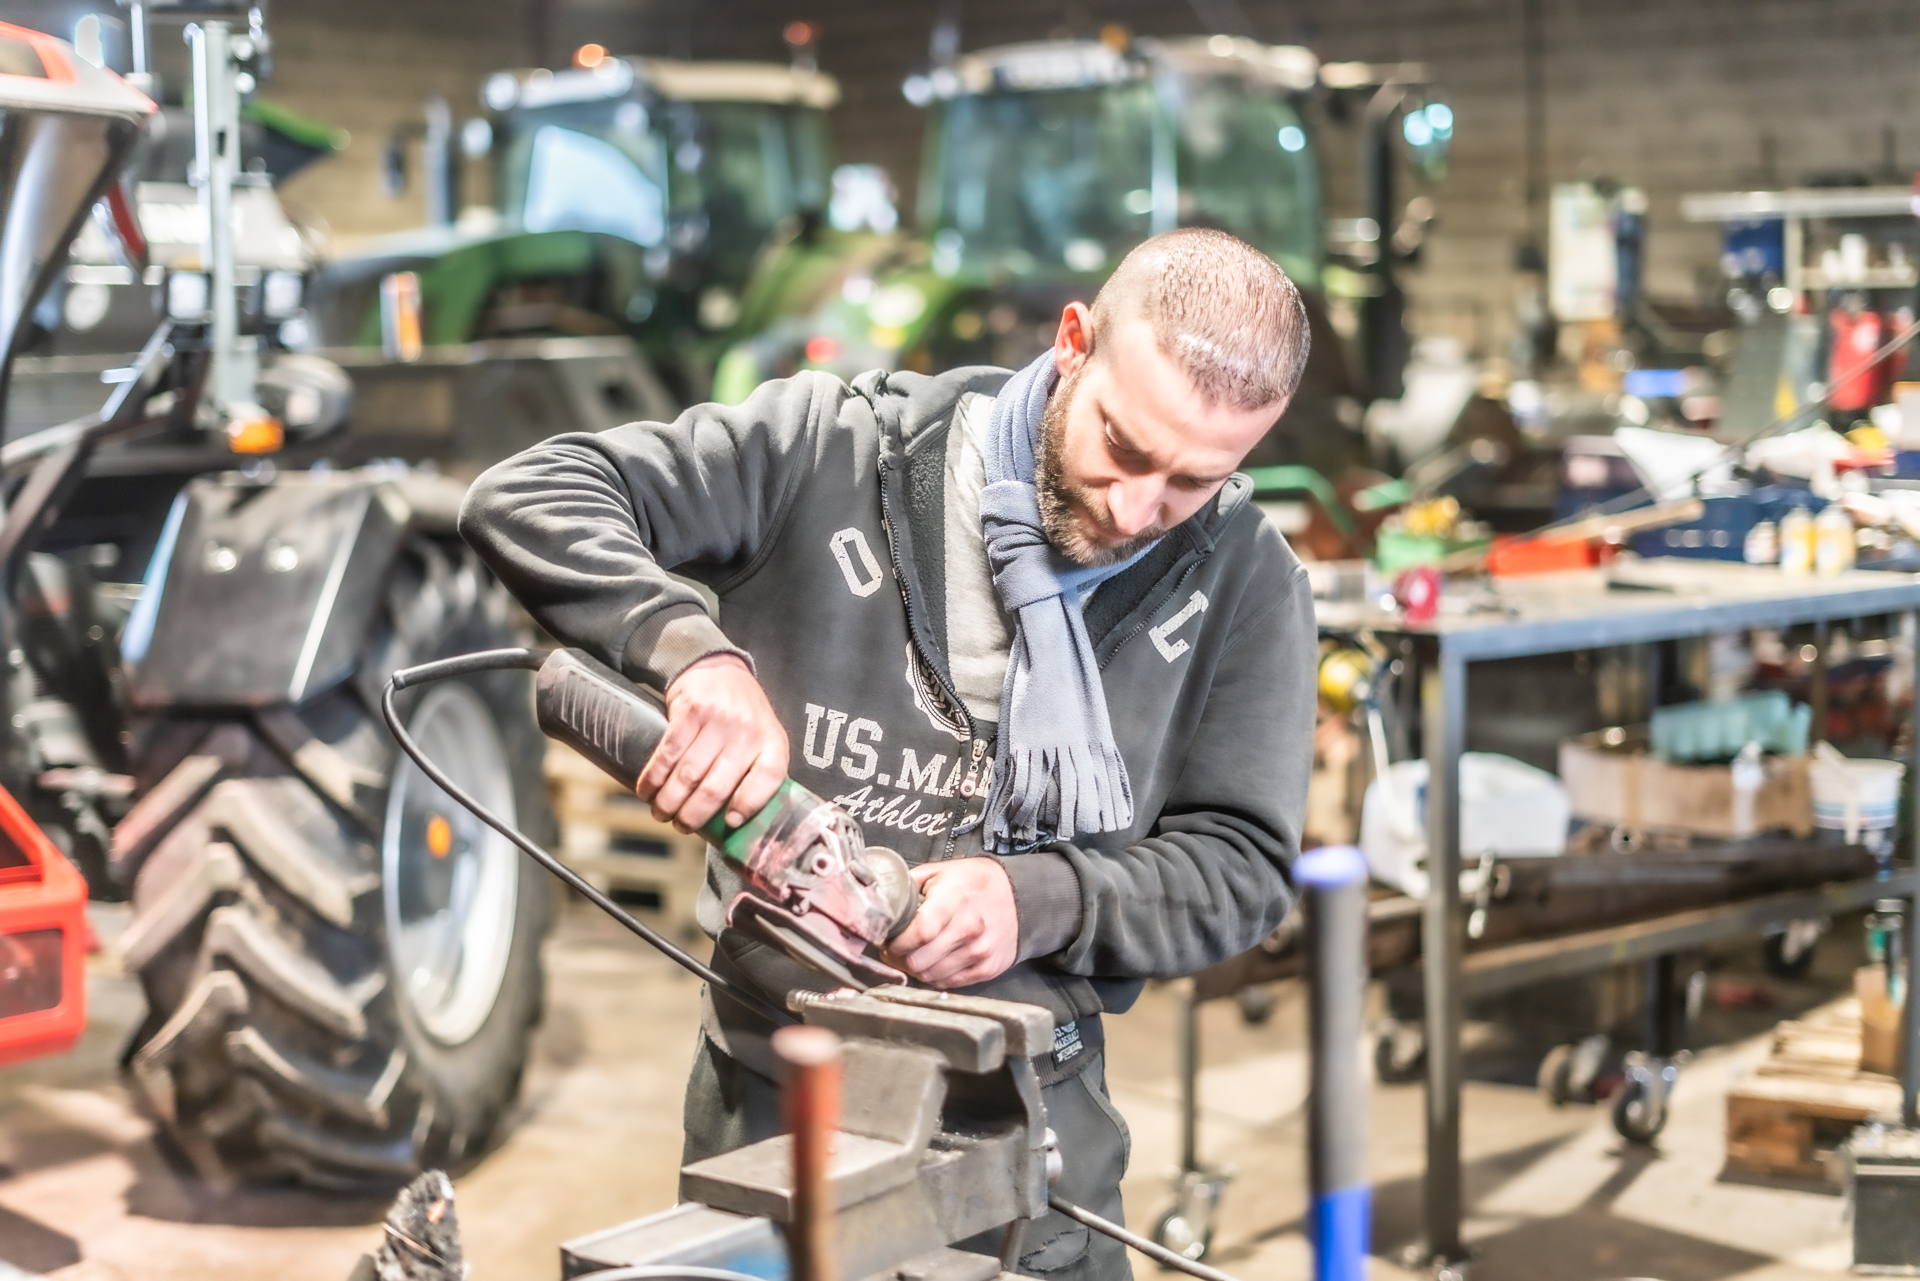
[
  {"xmin": 775, "ymin": 1025, "xmax": 841, "ymax": 1281},
  {"xmin": 1420, "ymin": 649, "xmax": 1466, "ymax": 1264},
  {"xmin": 1905, "ymin": 607, "xmax": 1920, "ymax": 1125},
  {"xmin": 1645, "ymin": 953, "xmax": 1675, "ymax": 1058},
  {"xmin": 128, "ymin": 3, "xmax": 149, "ymax": 76},
  {"xmin": 187, "ymin": 19, "xmax": 255, "ymax": 415},
  {"xmin": 1178, "ymin": 979, "xmax": 1199, "ymax": 1173},
  {"xmin": 1303, "ymin": 845, "xmax": 1371, "ymax": 1281}
]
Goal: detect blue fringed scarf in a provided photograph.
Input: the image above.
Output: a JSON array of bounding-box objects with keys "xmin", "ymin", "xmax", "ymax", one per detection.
[{"xmin": 978, "ymin": 353, "xmax": 1144, "ymax": 851}]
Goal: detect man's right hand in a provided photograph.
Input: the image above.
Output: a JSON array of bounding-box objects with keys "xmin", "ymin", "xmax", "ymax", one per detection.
[{"xmin": 638, "ymin": 653, "xmax": 789, "ymax": 834}]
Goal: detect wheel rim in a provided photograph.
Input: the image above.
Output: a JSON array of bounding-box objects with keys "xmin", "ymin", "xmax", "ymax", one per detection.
[{"xmin": 383, "ymin": 683, "xmax": 520, "ymax": 1046}]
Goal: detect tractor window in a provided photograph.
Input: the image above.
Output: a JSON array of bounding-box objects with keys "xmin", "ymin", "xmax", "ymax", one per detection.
[
  {"xmin": 1171, "ymin": 77, "xmax": 1322, "ymax": 287},
  {"xmin": 924, "ymin": 83, "xmax": 1155, "ymax": 278},
  {"xmin": 522, "ymin": 125, "xmax": 665, "ymax": 245},
  {"xmin": 668, "ymin": 103, "xmax": 826, "ymax": 286},
  {"xmin": 495, "ymin": 100, "xmax": 669, "ymax": 246}
]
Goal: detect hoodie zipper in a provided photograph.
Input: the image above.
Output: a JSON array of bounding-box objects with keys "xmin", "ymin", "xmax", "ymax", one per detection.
[
  {"xmin": 1098, "ymin": 558, "xmax": 1203, "ymax": 671},
  {"xmin": 875, "ymin": 463, "xmax": 978, "ymax": 858}
]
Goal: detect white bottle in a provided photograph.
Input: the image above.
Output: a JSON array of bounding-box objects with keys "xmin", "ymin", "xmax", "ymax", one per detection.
[{"xmin": 1779, "ymin": 505, "xmax": 1815, "ymax": 575}]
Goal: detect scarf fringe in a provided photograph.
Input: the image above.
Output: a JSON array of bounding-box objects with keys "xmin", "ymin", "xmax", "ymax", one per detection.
[{"xmin": 985, "ymin": 740, "xmax": 1135, "ymax": 851}]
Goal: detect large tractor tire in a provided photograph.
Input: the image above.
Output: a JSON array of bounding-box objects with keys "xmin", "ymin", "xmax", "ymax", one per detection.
[{"xmin": 114, "ymin": 538, "xmax": 555, "ymax": 1190}]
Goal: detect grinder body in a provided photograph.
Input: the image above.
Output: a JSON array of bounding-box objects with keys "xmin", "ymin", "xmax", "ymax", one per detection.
[{"xmin": 533, "ymin": 648, "xmax": 916, "ymax": 983}]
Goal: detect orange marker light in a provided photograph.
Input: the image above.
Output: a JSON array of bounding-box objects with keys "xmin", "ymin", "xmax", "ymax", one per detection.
[
  {"xmin": 784, "ymin": 21, "xmax": 816, "ymax": 47},
  {"xmin": 575, "ymin": 43, "xmax": 607, "ymax": 69},
  {"xmin": 227, "ymin": 415, "xmax": 284, "ymax": 454},
  {"xmin": 426, "ymin": 814, "xmax": 454, "ymax": 859}
]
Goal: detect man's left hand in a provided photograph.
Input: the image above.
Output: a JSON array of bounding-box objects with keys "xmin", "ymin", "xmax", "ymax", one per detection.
[{"xmin": 885, "ymin": 858, "xmax": 1019, "ymax": 989}]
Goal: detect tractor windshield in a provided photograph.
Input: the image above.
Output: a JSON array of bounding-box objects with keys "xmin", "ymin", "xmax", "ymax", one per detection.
[
  {"xmin": 495, "ymin": 98, "xmax": 830, "ymax": 286},
  {"xmin": 922, "ymin": 71, "xmax": 1321, "ymax": 286},
  {"xmin": 1168, "ymin": 74, "xmax": 1321, "ymax": 287},
  {"xmin": 924, "ymin": 82, "xmax": 1156, "ymax": 279}
]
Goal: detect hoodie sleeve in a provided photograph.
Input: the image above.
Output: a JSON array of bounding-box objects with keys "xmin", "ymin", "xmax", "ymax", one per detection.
[
  {"xmin": 1001, "ymin": 550, "xmax": 1315, "ymax": 979},
  {"xmin": 457, "ymin": 373, "xmax": 830, "ymax": 688}
]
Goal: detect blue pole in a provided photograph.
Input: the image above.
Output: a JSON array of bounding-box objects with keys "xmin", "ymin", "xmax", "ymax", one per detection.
[{"xmin": 1299, "ymin": 845, "xmax": 1372, "ymax": 1281}]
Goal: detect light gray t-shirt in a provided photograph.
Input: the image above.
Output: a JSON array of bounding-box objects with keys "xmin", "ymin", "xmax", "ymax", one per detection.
[{"xmin": 942, "ymin": 392, "xmax": 1015, "ymax": 723}]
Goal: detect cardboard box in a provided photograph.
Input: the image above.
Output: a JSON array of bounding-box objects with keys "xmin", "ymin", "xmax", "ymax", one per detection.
[
  {"xmin": 1858, "ymin": 965, "xmax": 1905, "ymax": 1077},
  {"xmin": 1558, "ymin": 727, "xmax": 1812, "ymax": 840}
]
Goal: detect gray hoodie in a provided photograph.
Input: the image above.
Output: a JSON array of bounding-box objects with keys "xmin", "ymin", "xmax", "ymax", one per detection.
[{"xmin": 459, "ymin": 365, "xmax": 1316, "ymax": 1077}]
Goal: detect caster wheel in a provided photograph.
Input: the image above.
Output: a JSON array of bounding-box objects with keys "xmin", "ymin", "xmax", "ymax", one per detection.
[
  {"xmin": 1612, "ymin": 1079, "xmax": 1667, "ymax": 1144},
  {"xmin": 1538, "ymin": 1043, "xmax": 1575, "ymax": 1107},
  {"xmin": 1373, "ymin": 1025, "xmax": 1427, "ymax": 1085},
  {"xmin": 1236, "ymin": 985, "xmax": 1275, "ymax": 1026},
  {"xmin": 1152, "ymin": 1206, "xmax": 1212, "ymax": 1263},
  {"xmin": 1763, "ymin": 931, "xmax": 1817, "ymax": 981}
]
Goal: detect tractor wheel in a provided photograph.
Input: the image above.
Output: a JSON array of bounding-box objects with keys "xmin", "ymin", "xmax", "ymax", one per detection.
[{"xmin": 115, "ymin": 539, "xmax": 554, "ymax": 1190}]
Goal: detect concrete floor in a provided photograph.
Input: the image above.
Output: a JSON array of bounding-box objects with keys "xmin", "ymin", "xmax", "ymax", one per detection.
[{"xmin": 0, "ymin": 900, "xmax": 1870, "ymax": 1281}]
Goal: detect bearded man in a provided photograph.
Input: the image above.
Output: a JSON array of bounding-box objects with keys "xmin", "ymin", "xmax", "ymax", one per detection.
[{"xmin": 460, "ymin": 227, "xmax": 1317, "ymax": 1280}]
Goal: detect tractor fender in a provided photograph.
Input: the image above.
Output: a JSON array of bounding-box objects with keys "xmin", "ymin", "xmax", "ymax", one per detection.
[{"xmin": 121, "ymin": 468, "xmax": 465, "ymax": 709}]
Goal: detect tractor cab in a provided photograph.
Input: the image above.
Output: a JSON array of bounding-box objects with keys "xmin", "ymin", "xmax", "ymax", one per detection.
[
  {"xmin": 712, "ymin": 36, "xmax": 1329, "ymax": 400},
  {"xmin": 312, "ymin": 55, "xmax": 840, "ymax": 406}
]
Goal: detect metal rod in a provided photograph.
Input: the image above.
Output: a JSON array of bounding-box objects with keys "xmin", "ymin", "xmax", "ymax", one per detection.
[
  {"xmin": 128, "ymin": 3, "xmax": 149, "ymax": 76},
  {"xmin": 776, "ymin": 1025, "xmax": 841, "ymax": 1281},
  {"xmin": 187, "ymin": 19, "xmax": 252, "ymax": 415},
  {"xmin": 1905, "ymin": 606, "xmax": 1920, "ymax": 1125},
  {"xmin": 1303, "ymin": 846, "xmax": 1371, "ymax": 1281},
  {"xmin": 1420, "ymin": 649, "xmax": 1467, "ymax": 1264},
  {"xmin": 1178, "ymin": 979, "xmax": 1199, "ymax": 1173},
  {"xmin": 1645, "ymin": 953, "xmax": 1676, "ymax": 1059}
]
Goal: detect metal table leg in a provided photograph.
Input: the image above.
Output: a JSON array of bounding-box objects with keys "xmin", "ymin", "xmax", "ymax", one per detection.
[
  {"xmin": 1906, "ymin": 610, "xmax": 1920, "ymax": 1126},
  {"xmin": 1421, "ymin": 648, "xmax": 1467, "ymax": 1265}
]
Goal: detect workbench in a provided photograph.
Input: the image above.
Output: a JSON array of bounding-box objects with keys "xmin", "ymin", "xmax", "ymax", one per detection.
[{"xmin": 1309, "ymin": 559, "xmax": 1920, "ymax": 1269}]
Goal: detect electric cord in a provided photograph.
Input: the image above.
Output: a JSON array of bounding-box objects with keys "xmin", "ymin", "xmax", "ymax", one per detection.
[
  {"xmin": 1048, "ymin": 1193, "xmax": 1245, "ymax": 1281},
  {"xmin": 381, "ymin": 647, "xmax": 794, "ymax": 1029}
]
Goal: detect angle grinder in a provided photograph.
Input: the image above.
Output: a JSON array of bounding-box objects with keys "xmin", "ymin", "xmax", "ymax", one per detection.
[{"xmin": 387, "ymin": 645, "xmax": 917, "ymax": 997}]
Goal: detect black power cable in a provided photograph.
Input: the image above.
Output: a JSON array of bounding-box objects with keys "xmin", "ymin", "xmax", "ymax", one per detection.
[
  {"xmin": 381, "ymin": 648, "xmax": 793, "ymax": 1029},
  {"xmin": 1049, "ymin": 1194, "xmax": 1245, "ymax": 1281},
  {"xmin": 386, "ymin": 651, "xmax": 1252, "ymax": 1281}
]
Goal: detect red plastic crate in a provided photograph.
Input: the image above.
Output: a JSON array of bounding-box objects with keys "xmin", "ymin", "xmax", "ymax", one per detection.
[{"xmin": 0, "ymin": 781, "xmax": 86, "ymax": 1066}]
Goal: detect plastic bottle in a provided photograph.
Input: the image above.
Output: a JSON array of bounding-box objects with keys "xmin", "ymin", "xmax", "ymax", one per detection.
[
  {"xmin": 1744, "ymin": 519, "xmax": 1779, "ymax": 565},
  {"xmin": 1779, "ymin": 505, "xmax": 1815, "ymax": 575},
  {"xmin": 1815, "ymin": 504, "xmax": 1856, "ymax": 576}
]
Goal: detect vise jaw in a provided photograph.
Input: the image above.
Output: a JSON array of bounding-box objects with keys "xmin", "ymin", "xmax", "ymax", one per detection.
[{"xmin": 561, "ymin": 989, "xmax": 1056, "ymax": 1281}]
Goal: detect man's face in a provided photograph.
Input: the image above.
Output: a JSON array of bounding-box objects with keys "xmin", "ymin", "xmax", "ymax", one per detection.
[{"xmin": 1039, "ymin": 306, "xmax": 1282, "ymax": 567}]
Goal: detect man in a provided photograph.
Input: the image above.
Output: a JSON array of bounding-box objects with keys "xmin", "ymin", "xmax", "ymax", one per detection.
[{"xmin": 460, "ymin": 227, "xmax": 1316, "ymax": 1279}]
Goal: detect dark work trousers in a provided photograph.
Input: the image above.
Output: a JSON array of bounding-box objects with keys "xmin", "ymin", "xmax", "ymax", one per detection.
[{"xmin": 681, "ymin": 1030, "xmax": 1134, "ymax": 1281}]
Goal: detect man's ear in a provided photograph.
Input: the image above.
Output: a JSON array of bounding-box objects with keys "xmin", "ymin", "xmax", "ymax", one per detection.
[{"xmin": 1053, "ymin": 301, "xmax": 1093, "ymax": 379}]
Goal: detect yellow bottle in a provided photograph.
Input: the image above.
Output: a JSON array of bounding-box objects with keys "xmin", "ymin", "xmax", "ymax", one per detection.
[{"xmin": 1815, "ymin": 504, "xmax": 1855, "ymax": 577}]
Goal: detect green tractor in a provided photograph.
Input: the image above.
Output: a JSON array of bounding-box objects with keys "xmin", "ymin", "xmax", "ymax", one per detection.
[
  {"xmin": 308, "ymin": 47, "xmax": 883, "ymax": 436},
  {"xmin": 713, "ymin": 35, "xmax": 1453, "ymax": 549}
]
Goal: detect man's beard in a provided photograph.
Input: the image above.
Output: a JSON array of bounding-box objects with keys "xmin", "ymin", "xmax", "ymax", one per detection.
[{"xmin": 1036, "ymin": 364, "xmax": 1167, "ymax": 568}]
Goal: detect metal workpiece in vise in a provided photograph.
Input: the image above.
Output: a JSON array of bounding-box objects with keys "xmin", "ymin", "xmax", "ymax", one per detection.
[
  {"xmin": 561, "ymin": 986, "xmax": 1060, "ymax": 1281},
  {"xmin": 534, "ymin": 647, "xmax": 918, "ymax": 987}
]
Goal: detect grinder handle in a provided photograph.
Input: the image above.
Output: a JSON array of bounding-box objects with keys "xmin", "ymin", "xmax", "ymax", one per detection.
[{"xmin": 534, "ymin": 648, "xmax": 734, "ymax": 844}]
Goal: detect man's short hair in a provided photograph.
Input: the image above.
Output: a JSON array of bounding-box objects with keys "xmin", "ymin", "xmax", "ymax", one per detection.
[{"xmin": 1088, "ymin": 228, "xmax": 1310, "ymax": 413}]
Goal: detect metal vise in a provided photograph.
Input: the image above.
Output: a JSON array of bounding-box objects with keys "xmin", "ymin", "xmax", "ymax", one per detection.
[{"xmin": 561, "ymin": 987, "xmax": 1058, "ymax": 1281}]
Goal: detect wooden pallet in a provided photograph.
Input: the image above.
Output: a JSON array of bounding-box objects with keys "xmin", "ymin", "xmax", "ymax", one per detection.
[
  {"xmin": 544, "ymin": 743, "xmax": 710, "ymax": 939},
  {"xmin": 1725, "ymin": 997, "xmax": 1902, "ymax": 1184}
]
